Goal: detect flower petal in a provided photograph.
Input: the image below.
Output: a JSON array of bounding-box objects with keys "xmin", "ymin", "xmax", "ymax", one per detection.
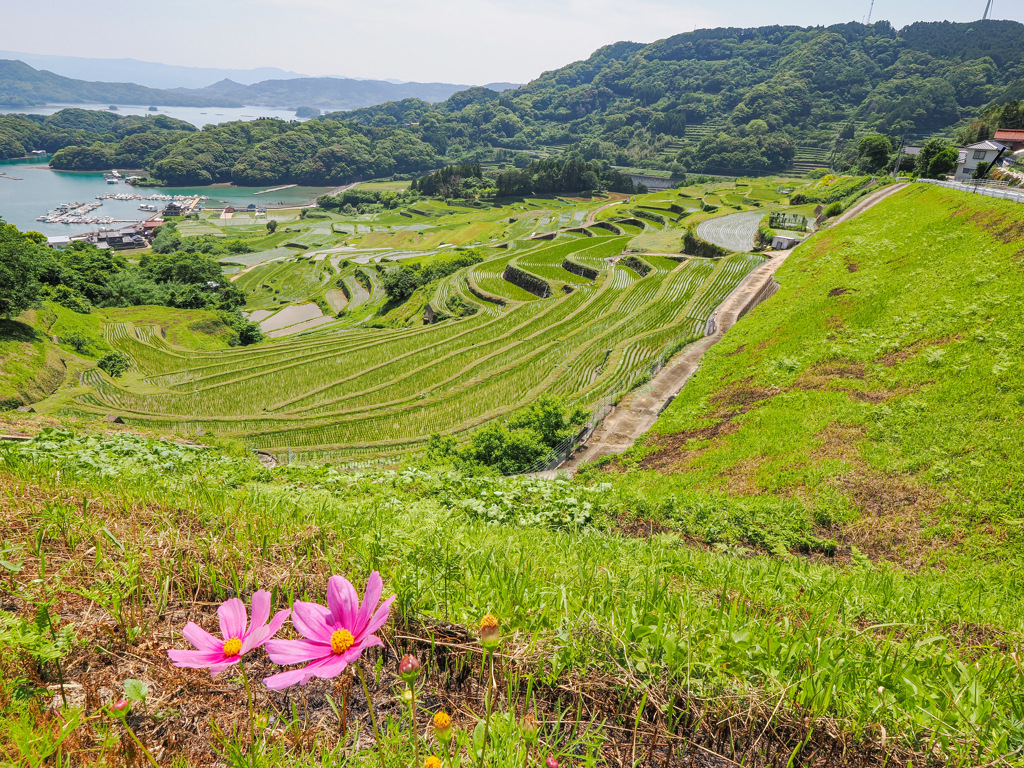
[
  {"xmin": 264, "ymin": 638, "xmax": 331, "ymax": 666},
  {"xmin": 354, "ymin": 571, "xmax": 383, "ymax": 636},
  {"xmin": 168, "ymin": 648, "xmax": 226, "ymax": 669},
  {"xmin": 207, "ymin": 658, "xmax": 240, "ymax": 678},
  {"xmin": 240, "ymin": 609, "xmax": 291, "ymax": 655},
  {"xmin": 300, "ymin": 652, "xmax": 351, "ymax": 681},
  {"xmin": 218, "ymin": 598, "xmax": 247, "ymax": 641},
  {"xmin": 360, "ymin": 594, "xmax": 396, "ymax": 639},
  {"xmin": 341, "ymin": 633, "xmax": 382, "ymax": 664},
  {"xmin": 327, "ymin": 576, "xmax": 360, "ymax": 630},
  {"xmin": 264, "ymin": 667, "xmax": 316, "ymax": 690},
  {"xmin": 246, "ymin": 591, "xmax": 271, "ymax": 636},
  {"xmin": 291, "ymin": 601, "xmax": 333, "ymax": 643},
  {"xmin": 182, "ymin": 621, "xmax": 223, "ymax": 652}
]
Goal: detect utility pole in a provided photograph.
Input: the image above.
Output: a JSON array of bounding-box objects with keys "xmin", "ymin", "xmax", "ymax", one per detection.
[
  {"xmin": 891, "ymin": 132, "xmax": 907, "ymax": 177},
  {"xmin": 983, "ymin": 0, "xmax": 993, "ymax": 20}
]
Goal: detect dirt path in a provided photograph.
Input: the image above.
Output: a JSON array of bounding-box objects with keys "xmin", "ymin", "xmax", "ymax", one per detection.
[
  {"xmin": 830, "ymin": 182, "xmax": 907, "ymax": 225},
  {"xmin": 585, "ymin": 200, "xmax": 625, "ymax": 227},
  {"xmin": 558, "ymin": 183, "xmax": 909, "ymax": 473}
]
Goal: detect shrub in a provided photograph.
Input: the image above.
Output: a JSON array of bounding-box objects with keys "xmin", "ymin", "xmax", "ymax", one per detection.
[
  {"xmin": 49, "ymin": 285, "xmax": 92, "ymax": 314},
  {"xmin": 98, "ymin": 351, "xmax": 131, "ymax": 378},
  {"xmin": 62, "ymin": 334, "xmax": 92, "ymax": 354}
]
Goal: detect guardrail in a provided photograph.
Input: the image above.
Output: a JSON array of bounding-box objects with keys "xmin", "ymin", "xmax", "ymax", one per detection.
[{"xmin": 916, "ymin": 178, "xmax": 1024, "ymax": 204}]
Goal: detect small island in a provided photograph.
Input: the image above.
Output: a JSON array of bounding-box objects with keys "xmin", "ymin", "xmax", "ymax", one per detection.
[{"xmin": 294, "ymin": 105, "xmax": 320, "ymax": 118}]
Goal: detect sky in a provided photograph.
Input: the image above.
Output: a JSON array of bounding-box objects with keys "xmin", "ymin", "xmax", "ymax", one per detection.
[{"xmin": 3, "ymin": 0, "xmax": 1022, "ymax": 85}]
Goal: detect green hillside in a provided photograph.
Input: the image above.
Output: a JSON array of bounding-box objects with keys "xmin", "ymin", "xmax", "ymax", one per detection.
[
  {"xmin": 3, "ymin": 181, "xmax": 1024, "ymax": 767},
  {"xmin": 606, "ymin": 184, "xmax": 1024, "ymax": 567},
  {"xmin": 6, "ymin": 20, "xmax": 1024, "ymax": 178}
]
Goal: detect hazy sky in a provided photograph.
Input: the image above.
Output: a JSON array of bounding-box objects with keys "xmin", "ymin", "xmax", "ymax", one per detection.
[{"xmin": 3, "ymin": 0, "xmax": 1022, "ymax": 84}]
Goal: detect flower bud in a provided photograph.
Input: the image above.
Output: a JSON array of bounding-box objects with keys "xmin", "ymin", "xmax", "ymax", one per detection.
[
  {"xmin": 546, "ymin": 757, "xmax": 559, "ymax": 768},
  {"xmin": 520, "ymin": 713, "xmax": 539, "ymax": 743},
  {"xmin": 402, "ymin": 688, "xmax": 414, "ymax": 702},
  {"xmin": 399, "ymin": 654, "xmax": 422, "ymax": 683},
  {"xmin": 479, "ymin": 614, "xmax": 501, "ymax": 650},
  {"xmin": 433, "ymin": 710, "xmax": 453, "ymax": 742},
  {"xmin": 110, "ymin": 699, "xmax": 130, "ymax": 719}
]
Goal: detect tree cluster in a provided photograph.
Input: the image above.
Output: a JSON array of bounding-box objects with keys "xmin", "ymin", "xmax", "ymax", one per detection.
[
  {"xmin": 317, "ymin": 187, "xmax": 419, "ymax": 214},
  {"xmin": 426, "ymin": 395, "xmax": 588, "ymax": 474},
  {"xmin": 0, "ymin": 219, "xmax": 262, "ymax": 345},
  {"xmin": 411, "ymin": 163, "xmax": 487, "ymax": 199},
  {"xmin": 381, "ymin": 250, "xmax": 484, "ymax": 303},
  {"xmin": 494, "ymin": 158, "xmax": 639, "ymax": 197}
]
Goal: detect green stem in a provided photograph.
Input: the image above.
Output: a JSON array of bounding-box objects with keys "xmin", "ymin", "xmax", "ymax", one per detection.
[
  {"xmin": 409, "ymin": 686, "xmax": 419, "ymax": 768},
  {"xmin": 122, "ymin": 721, "xmax": 159, "ymax": 768},
  {"xmin": 478, "ymin": 651, "xmax": 494, "ymax": 768},
  {"xmin": 358, "ymin": 664, "xmax": 387, "ymax": 768},
  {"xmin": 239, "ymin": 663, "xmax": 255, "ymax": 744}
]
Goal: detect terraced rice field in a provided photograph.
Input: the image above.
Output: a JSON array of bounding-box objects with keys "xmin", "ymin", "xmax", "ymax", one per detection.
[
  {"xmin": 75, "ymin": 235, "xmax": 767, "ymax": 462},
  {"xmin": 696, "ymin": 211, "xmax": 766, "ymax": 252}
]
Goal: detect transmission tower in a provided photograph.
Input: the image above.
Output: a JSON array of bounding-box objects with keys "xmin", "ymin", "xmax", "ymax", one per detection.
[
  {"xmin": 983, "ymin": 0, "xmax": 994, "ymax": 20},
  {"xmin": 865, "ymin": 0, "xmax": 876, "ymax": 24}
]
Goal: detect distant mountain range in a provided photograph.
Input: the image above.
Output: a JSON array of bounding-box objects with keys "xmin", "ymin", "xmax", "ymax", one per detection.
[
  {"xmin": 0, "ymin": 50, "xmax": 307, "ymax": 89},
  {"xmin": 168, "ymin": 78, "xmax": 521, "ymax": 112},
  {"xmin": 0, "ymin": 58, "xmax": 521, "ymax": 111}
]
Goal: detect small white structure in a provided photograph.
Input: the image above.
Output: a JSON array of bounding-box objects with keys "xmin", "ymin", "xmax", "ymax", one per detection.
[
  {"xmin": 954, "ymin": 140, "xmax": 1009, "ymax": 182},
  {"xmin": 772, "ymin": 235, "xmax": 803, "ymax": 250}
]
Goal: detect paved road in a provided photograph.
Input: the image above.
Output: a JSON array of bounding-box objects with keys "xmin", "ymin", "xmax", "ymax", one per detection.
[{"xmin": 695, "ymin": 210, "xmax": 765, "ymax": 252}]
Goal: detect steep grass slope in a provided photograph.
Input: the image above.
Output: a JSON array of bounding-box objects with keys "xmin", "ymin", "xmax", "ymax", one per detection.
[{"xmin": 608, "ymin": 184, "xmax": 1024, "ymax": 568}]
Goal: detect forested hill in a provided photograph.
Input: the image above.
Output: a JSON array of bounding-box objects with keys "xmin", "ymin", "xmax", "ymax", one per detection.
[
  {"xmin": 333, "ymin": 20, "xmax": 1024, "ymax": 175},
  {"xmin": 4, "ymin": 20, "xmax": 1023, "ymax": 185}
]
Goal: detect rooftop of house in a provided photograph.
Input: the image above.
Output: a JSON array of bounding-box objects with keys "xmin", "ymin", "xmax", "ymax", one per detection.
[{"xmin": 966, "ymin": 140, "xmax": 1009, "ymax": 151}]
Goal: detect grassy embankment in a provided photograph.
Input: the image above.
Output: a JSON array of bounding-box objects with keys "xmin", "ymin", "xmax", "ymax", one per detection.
[
  {"xmin": 1, "ymin": 184, "xmax": 1023, "ymax": 766},
  {"xmin": 0, "ymin": 304, "xmax": 235, "ymax": 411}
]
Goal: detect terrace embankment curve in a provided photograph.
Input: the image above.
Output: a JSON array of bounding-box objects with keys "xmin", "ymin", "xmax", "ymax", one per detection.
[{"xmin": 558, "ymin": 183, "xmax": 907, "ymax": 472}]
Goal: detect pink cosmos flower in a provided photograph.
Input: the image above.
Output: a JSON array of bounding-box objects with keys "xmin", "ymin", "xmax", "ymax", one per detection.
[
  {"xmin": 168, "ymin": 590, "xmax": 289, "ymax": 677},
  {"xmin": 263, "ymin": 572, "xmax": 395, "ymax": 690}
]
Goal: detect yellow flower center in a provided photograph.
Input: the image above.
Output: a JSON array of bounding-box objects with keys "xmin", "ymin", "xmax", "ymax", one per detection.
[
  {"xmin": 433, "ymin": 711, "xmax": 451, "ymax": 730},
  {"xmin": 480, "ymin": 614, "xmax": 499, "ymax": 631},
  {"xmin": 222, "ymin": 637, "xmax": 242, "ymax": 657},
  {"xmin": 331, "ymin": 629, "xmax": 355, "ymax": 655}
]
